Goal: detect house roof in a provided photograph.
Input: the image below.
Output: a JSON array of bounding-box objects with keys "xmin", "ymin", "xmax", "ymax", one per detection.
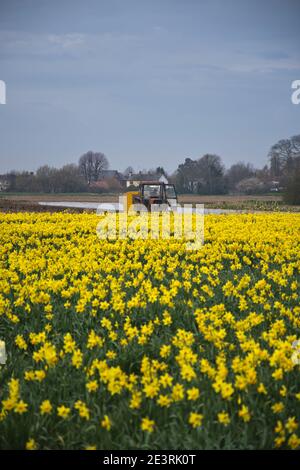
[{"xmin": 99, "ymin": 170, "xmax": 121, "ymax": 180}]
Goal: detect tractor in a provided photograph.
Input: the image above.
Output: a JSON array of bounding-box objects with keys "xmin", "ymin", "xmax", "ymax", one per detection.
[{"xmin": 125, "ymin": 182, "xmax": 178, "ymax": 211}]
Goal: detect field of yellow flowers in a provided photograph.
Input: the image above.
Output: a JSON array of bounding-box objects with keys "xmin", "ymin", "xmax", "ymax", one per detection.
[{"xmin": 0, "ymin": 212, "xmax": 300, "ymax": 450}]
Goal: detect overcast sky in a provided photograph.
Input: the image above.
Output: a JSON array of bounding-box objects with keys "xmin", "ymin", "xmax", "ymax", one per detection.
[{"xmin": 0, "ymin": 0, "xmax": 299, "ymax": 174}]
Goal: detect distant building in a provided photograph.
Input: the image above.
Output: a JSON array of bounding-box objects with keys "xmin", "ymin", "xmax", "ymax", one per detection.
[{"xmin": 124, "ymin": 171, "xmax": 168, "ymax": 188}]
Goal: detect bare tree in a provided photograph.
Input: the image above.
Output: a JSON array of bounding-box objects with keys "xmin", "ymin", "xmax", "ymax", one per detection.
[
  {"xmin": 226, "ymin": 162, "xmax": 255, "ymax": 191},
  {"xmin": 175, "ymin": 155, "xmax": 226, "ymax": 194},
  {"xmin": 35, "ymin": 165, "xmax": 58, "ymax": 192},
  {"xmin": 79, "ymin": 151, "xmax": 109, "ymax": 185},
  {"xmin": 291, "ymin": 134, "xmax": 300, "ymax": 153},
  {"xmin": 176, "ymin": 158, "xmax": 199, "ymax": 193},
  {"xmin": 197, "ymin": 154, "xmax": 226, "ymax": 194},
  {"xmin": 55, "ymin": 164, "xmax": 87, "ymax": 192},
  {"xmin": 283, "ymin": 163, "xmax": 300, "ymax": 205},
  {"xmin": 268, "ymin": 135, "xmax": 300, "ymax": 178}
]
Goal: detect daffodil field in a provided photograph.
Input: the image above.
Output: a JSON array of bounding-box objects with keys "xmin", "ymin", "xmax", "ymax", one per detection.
[{"xmin": 0, "ymin": 212, "xmax": 300, "ymax": 450}]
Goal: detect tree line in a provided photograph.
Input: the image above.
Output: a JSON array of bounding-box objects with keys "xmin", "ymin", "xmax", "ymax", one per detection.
[
  {"xmin": 7, "ymin": 152, "xmax": 109, "ymax": 194},
  {"xmin": 4, "ymin": 134, "xmax": 300, "ymax": 203},
  {"xmin": 174, "ymin": 134, "xmax": 300, "ymax": 198}
]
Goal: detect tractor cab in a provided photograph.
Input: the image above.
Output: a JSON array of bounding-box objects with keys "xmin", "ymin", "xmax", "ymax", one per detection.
[
  {"xmin": 127, "ymin": 182, "xmax": 178, "ymax": 211},
  {"xmin": 164, "ymin": 184, "xmax": 178, "ymax": 208}
]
